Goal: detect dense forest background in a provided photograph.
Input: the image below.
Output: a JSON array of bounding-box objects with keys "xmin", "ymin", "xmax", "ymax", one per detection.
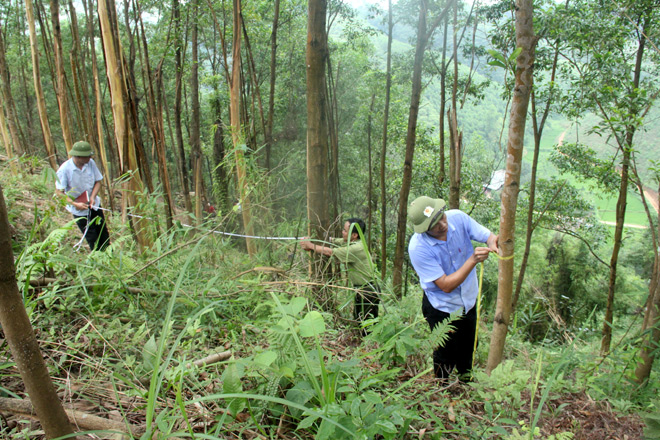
[{"xmin": 0, "ymin": 0, "xmax": 659, "ymax": 438}]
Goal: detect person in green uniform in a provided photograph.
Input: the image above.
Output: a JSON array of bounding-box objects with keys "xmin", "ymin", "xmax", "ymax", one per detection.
[{"xmin": 300, "ymin": 218, "xmax": 380, "ymax": 332}]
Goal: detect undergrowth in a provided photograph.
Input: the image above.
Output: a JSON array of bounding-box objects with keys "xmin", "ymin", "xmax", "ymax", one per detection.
[{"xmin": 0, "ymin": 162, "xmax": 657, "ymax": 439}]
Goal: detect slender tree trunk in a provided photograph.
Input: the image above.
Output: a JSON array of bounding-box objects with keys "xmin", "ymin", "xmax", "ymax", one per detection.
[
  {"xmin": 241, "ymin": 20, "xmax": 267, "ymax": 151},
  {"xmin": 25, "ymin": 0, "xmax": 58, "ymax": 169},
  {"xmin": 86, "ymin": 0, "xmax": 114, "ymax": 210},
  {"xmin": 190, "ymin": 0, "xmax": 204, "ymax": 224},
  {"xmin": 448, "ymin": 0, "xmax": 461, "ymax": 210},
  {"xmin": 230, "ymin": 0, "xmax": 256, "ymax": 256},
  {"xmin": 438, "ymin": 15, "xmax": 448, "ymax": 187},
  {"xmin": 367, "ymin": 93, "xmax": 375, "ymax": 246},
  {"xmin": 50, "ymin": 0, "xmax": 75, "ymax": 152},
  {"xmin": 173, "ymin": 0, "xmax": 192, "ymax": 213},
  {"xmin": 68, "ymin": 0, "xmax": 93, "ymax": 143},
  {"xmin": 307, "ymin": 0, "xmax": 331, "ymax": 276},
  {"xmin": 634, "ymin": 182, "xmax": 660, "ymax": 383},
  {"xmin": 265, "ymin": 0, "xmax": 280, "ymax": 171},
  {"xmin": 600, "ymin": 7, "xmax": 649, "ymax": 355},
  {"xmin": 98, "ymin": 0, "xmax": 150, "ymax": 249},
  {"xmin": 135, "ymin": 1, "xmax": 175, "ymax": 229},
  {"xmin": 326, "ymin": 58, "xmax": 340, "ymax": 220},
  {"xmin": 392, "ymin": 0, "xmax": 452, "ymax": 295},
  {"xmin": 0, "ymin": 185, "xmax": 76, "ymax": 439},
  {"xmin": 0, "ymin": 20, "xmax": 24, "ymax": 156},
  {"xmin": 0, "ymin": 101, "xmax": 16, "ymax": 175},
  {"xmin": 512, "ymin": 39, "xmax": 560, "ymax": 311},
  {"xmin": 212, "ymin": 94, "xmax": 229, "ymax": 213},
  {"xmin": 487, "ymin": 0, "xmax": 536, "ymax": 373},
  {"xmin": 380, "ymin": 0, "xmax": 393, "ymax": 281}
]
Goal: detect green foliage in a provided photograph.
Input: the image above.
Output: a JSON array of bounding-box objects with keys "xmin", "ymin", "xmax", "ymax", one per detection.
[
  {"xmin": 642, "ymin": 401, "xmax": 660, "ymax": 440},
  {"xmin": 472, "ymin": 360, "xmax": 532, "ymax": 419}
]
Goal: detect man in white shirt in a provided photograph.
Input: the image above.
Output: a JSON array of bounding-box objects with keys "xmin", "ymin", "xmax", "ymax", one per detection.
[{"xmin": 55, "ymin": 141, "xmax": 110, "ymax": 251}]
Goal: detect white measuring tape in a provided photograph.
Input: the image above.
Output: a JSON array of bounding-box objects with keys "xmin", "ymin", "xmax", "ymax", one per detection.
[{"xmin": 86, "ymin": 206, "xmax": 302, "ymax": 242}]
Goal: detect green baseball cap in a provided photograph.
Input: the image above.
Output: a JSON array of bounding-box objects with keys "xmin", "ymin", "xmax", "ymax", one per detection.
[
  {"xmin": 69, "ymin": 141, "xmax": 93, "ymax": 157},
  {"xmin": 408, "ymin": 196, "xmax": 446, "ymax": 233}
]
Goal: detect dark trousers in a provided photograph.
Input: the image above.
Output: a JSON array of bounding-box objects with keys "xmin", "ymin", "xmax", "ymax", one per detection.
[
  {"xmin": 421, "ymin": 293, "xmax": 477, "ymax": 380},
  {"xmin": 74, "ymin": 209, "xmax": 110, "ymax": 251},
  {"xmin": 354, "ymin": 282, "xmax": 380, "ymax": 330}
]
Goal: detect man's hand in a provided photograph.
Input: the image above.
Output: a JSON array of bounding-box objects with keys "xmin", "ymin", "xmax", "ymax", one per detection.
[
  {"xmin": 471, "ymin": 247, "xmax": 492, "ymax": 264},
  {"xmin": 486, "ymin": 234, "xmax": 499, "ymax": 253},
  {"xmin": 72, "ymin": 201, "xmax": 89, "ymax": 211},
  {"xmin": 299, "ymin": 239, "xmax": 314, "ymax": 251}
]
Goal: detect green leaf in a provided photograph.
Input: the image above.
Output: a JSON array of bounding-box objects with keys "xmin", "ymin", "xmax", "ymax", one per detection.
[
  {"xmin": 299, "ymin": 311, "xmax": 326, "ymax": 337},
  {"xmin": 487, "ymin": 49, "xmax": 507, "ymax": 65},
  {"xmin": 508, "ymin": 47, "xmax": 523, "ymax": 63},
  {"xmin": 222, "ymin": 360, "xmax": 245, "ymax": 416},
  {"xmin": 374, "ymin": 420, "xmax": 397, "ymax": 434},
  {"xmin": 142, "ymin": 335, "xmax": 158, "ymax": 371},
  {"xmin": 298, "ymin": 414, "xmax": 319, "ymax": 429},
  {"xmin": 254, "ymin": 350, "xmax": 278, "ymax": 367},
  {"xmin": 488, "ymin": 60, "xmax": 507, "ymax": 68}
]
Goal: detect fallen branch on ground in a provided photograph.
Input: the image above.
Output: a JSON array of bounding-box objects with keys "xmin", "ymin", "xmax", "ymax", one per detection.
[{"xmin": 0, "ymin": 396, "xmax": 145, "ymax": 438}]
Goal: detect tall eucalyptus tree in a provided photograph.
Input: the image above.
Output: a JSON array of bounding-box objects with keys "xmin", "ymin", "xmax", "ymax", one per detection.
[{"xmin": 487, "ymin": 0, "xmax": 536, "ymax": 373}]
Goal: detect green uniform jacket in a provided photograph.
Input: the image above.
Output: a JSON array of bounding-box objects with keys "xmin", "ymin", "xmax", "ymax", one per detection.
[{"xmin": 332, "ymin": 238, "xmax": 375, "ymax": 286}]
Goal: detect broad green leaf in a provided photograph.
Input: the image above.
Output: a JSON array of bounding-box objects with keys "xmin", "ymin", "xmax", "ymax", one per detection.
[
  {"xmin": 142, "ymin": 335, "xmax": 158, "ymax": 371},
  {"xmin": 254, "ymin": 350, "xmax": 278, "ymax": 367},
  {"xmin": 299, "ymin": 311, "xmax": 326, "ymax": 337},
  {"xmin": 508, "ymin": 47, "xmax": 523, "ymax": 62}
]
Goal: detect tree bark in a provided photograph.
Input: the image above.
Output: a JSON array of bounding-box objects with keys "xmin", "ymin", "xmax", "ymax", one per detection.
[
  {"xmin": 306, "ymin": 0, "xmax": 331, "ymax": 279},
  {"xmin": 49, "ymin": 0, "xmax": 75, "ymax": 152},
  {"xmin": 190, "ymin": 0, "xmax": 204, "ymax": 225},
  {"xmin": 25, "ymin": 0, "xmax": 58, "ymax": 169},
  {"xmin": 136, "ymin": 1, "xmax": 175, "ymax": 229},
  {"xmin": 512, "ymin": 36, "xmax": 561, "ymax": 312},
  {"xmin": 380, "ymin": 0, "xmax": 393, "ymax": 281},
  {"xmin": 230, "ymin": 0, "xmax": 256, "ymax": 256},
  {"xmin": 0, "ymin": 185, "xmax": 76, "ymax": 438},
  {"xmin": 487, "ymin": 0, "xmax": 536, "ymax": 373},
  {"xmin": 600, "ymin": 5, "xmax": 649, "ymax": 355},
  {"xmin": 0, "ymin": 20, "xmax": 25, "ymax": 157},
  {"xmin": 448, "ymin": 0, "xmax": 461, "ymax": 210},
  {"xmin": 265, "ymin": 0, "xmax": 280, "ymax": 171},
  {"xmin": 98, "ymin": 0, "xmax": 150, "ymax": 249},
  {"xmin": 173, "ymin": 0, "xmax": 193, "ymax": 214},
  {"xmin": 634, "ymin": 181, "xmax": 660, "ymax": 383},
  {"xmin": 392, "ymin": 0, "xmax": 452, "ymax": 295}
]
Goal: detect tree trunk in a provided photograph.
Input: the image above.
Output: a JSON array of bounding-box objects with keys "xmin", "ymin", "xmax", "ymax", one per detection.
[
  {"xmin": 98, "ymin": 0, "xmax": 150, "ymax": 249},
  {"xmin": 25, "ymin": 0, "xmax": 58, "ymax": 169},
  {"xmin": 86, "ymin": 0, "xmax": 114, "ymax": 210},
  {"xmin": 212, "ymin": 95, "xmax": 229, "ymax": 213},
  {"xmin": 486, "ymin": 0, "xmax": 536, "ymax": 373},
  {"xmin": 0, "ymin": 100, "xmax": 17, "ymax": 175},
  {"xmin": 367, "ymin": 93, "xmax": 375, "ymax": 246},
  {"xmin": 190, "ymin": 0, "xmax": 204, "ymax": 224},
  {"xmin": 600, "ymin": 6, "xmax": 649, "ymax": 355},
  {"xmin": 173, "ymin": 0, "xmax": 193, "ymax": 213},
  {"xmin": 438, "ymin": 15, "xmax": 448, "ymax": 187},
  {"xmin": 392, "ymin": 0, "xmax": 453, "ymax": 295},
  {"xmin": 379, "ymin": 0, "xmax": 393, "ymax": 281},
  {"xmin": 265, "ymin": 0, "xmax": 280, "ymax": 171},
  {"xmin": 136, "ymin": 1, "xmax": 175, "ymax": 229},
  {"xmin": 0, "ymin": 20, "xmax": 25, "ymax": 156},
  {"xmin": 634, "ymin": 182, "xmax": 660, "ymax": 383},
  {"xmin": 307, "ymin": 0, "xmax": 331, "ymax": 277},
  {"xmin": 0, "ymin": 184, "xmax": 76, "ymax": 439},
  {"xmin": 448, "ymin": 0, "xmax": 461, "ymax": 209},
  {"xmin": 230, "ymin": 0, "xmax": 256, "ymax": 256},
  {"xmin": 512, "ymin": 38, "xmax": 560, "ymax": 311},
  {"xmin": 50, "ymin": 0, "xmax": 75, "ymax": 152}
]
